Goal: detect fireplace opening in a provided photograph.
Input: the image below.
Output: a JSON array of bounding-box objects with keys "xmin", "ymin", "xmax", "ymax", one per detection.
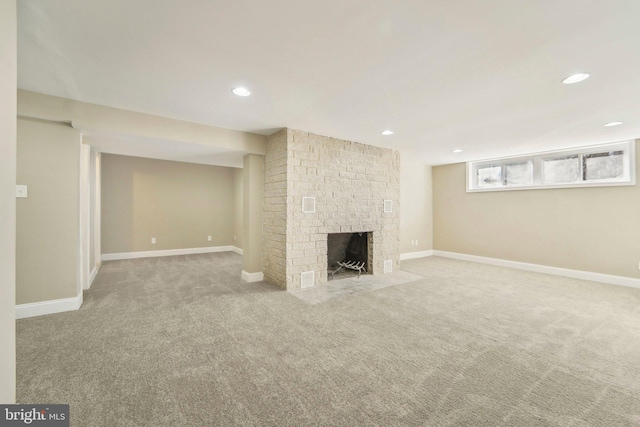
[{"xmin": 327, "ymin": 232, "xmax": 370, "ymax": 280}]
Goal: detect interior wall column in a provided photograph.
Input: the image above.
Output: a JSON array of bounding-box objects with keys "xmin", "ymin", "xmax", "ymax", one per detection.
[{"xmin": 241, "ymin": 154, "xmax": 264, "ymax": 282}]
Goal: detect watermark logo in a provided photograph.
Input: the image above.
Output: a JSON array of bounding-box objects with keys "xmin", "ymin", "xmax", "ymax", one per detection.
[{"xmin": 0, "ymin": 405, "xmax": 68, "ymax": 426}]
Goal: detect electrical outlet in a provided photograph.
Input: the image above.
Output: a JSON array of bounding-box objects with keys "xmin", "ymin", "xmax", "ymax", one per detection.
[
  {"xmin": 638, "ymin": 261, "xmax": 640, "ymax": 271},
  {"xmin": 151, "ymin": 237, "xmax": 156, "ymax": 244},
  {"xmin": 416, "ymin": 239, "xmax": 419, "ymax": 246},
  {"xmin": 234, "ymin": 235, "xmax": 237, "ymax": 241},
  {"xmin": 16, "ymin": 185, "xmax": 27, "ymax": 198},
  {"xmin": 207, "ymin": 236, "xmax": 212, "ymax": 241}
]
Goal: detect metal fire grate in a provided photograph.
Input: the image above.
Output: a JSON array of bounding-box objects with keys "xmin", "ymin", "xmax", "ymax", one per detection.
[{"xmin": 329, "ymin": 232, "xmax": 368, "ymax": 280}]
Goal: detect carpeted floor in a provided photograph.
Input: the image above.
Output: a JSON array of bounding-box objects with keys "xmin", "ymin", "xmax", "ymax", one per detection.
[{"xmin": 16, "ymin": 253, "xmax": 640, "ymax": 426}]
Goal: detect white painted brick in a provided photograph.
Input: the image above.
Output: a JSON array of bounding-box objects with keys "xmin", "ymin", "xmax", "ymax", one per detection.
[{"xmin": 264, "ymin": 128, "xmax": 400, "ymax": 290}]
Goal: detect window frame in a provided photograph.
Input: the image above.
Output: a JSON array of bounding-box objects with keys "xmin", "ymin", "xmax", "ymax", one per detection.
[{"xmin": 466, "ymin": 140, "xmax": 635, "ymax": 192}]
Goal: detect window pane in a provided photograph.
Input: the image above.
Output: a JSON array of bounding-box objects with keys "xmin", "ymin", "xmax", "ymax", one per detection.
[
  {"xmin": 505, "ymin": 161, "xmax": 533, "ymax": 186},
  {"xmin": 477, "ymin": 165, "xmax": 502, "ymax": 187},
  {"xmin": 583, "ymin": 151, "xmax": 624, "ymax": 180},
  {"xmin": 543, "ymin": 155, "xmax": 579, "ymax": 184}
]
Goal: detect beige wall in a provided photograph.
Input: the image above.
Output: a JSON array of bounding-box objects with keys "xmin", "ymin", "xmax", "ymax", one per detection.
[
  {"xmin": 18, "ymin": 90, "xmax": 267, "ymax": 157},
  {"xmin": 101, "ymin": 154, "xmax": 236, "ymax": 254},
  {"xmin": 0, "ymin": 0, "xmax": 16, "ymax": 403},
  {"xmin": 16, "ymin": 118, "xmax": 80, "ymax": 304},
  {"xmin": 400, "ymin": 159, "xmax": 433, "ymax": 254},
  {"xmin": 433, "ymin": 140, "xmax": 640, "ymax": 279},
  {"xmin": 242, "ymin": 154, "xmax": 264, "ymax": 274},
  {"xmin": 232, "ymin": 168, "xmax": 243, "ymax": 249}
]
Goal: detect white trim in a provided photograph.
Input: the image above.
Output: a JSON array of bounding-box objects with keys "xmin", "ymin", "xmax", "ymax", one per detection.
[
  {"xmin": 400, "ymin": 250, "xmax": 434, "ymax": 261},
  {"xmin": 433, "ymin": 250, "xmax": 640, "ymax": 290},
  {"xmin": 93, "ymin": 151, "xmax": 102, "ymax": 282},
  {"xmin": 241, "ymin": 270, "xmax": 264, "ymax": 282},
  {"xmin": 16, "ymin": 293, "xmax": 83, "ymax": 319},
  {"xmin": 88, "ymin": 265, "xmax": 99, "ymax": 288},
  {"xmin": 231, "ymin": 246, "xmax": 243, "ymax": 255},
  {"xmin": 102, "ymin": 246, "xmax": 235, "ymax": 261},
  {"xmin": 79, "ymin": 140, "xmax": 91, "ymax": 291}
]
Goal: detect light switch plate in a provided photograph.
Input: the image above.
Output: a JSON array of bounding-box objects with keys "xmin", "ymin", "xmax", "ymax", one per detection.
[{"xmin": 16, "ymin": 185, "xmax": 27, "ymax": 198}]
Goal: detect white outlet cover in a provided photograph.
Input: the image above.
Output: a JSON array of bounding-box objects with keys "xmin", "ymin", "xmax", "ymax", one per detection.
[
  {"xmin": 16, "ymin": 185, "xmax": 27, "ymax": 198},
  {"xmin": 384, "ymin": 200, "xmax": 393, "ymax": 213},
  {"xmin": 151, "ymin": 238, "xmax": 156, "ymax": 244}
]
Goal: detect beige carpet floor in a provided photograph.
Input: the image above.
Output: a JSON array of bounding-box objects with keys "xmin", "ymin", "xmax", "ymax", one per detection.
[{"xmin": 16, "ymin": 253, "xmax": 640, "ymax": 426}]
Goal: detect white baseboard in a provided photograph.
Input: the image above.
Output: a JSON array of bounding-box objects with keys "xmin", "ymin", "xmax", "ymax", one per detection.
[
  {"xmin": 102, "ymin": 246, "xmax": 235, "ymax": 261},
  {"xmin": 232, "ymin": 246, "xmax": 243, "ymax": 255},
  {"xmin": 400, "ymin": 250, "xmax": 434, "ymax": 261},
  {"xmin": 241, "ymin": 270, "xmax": 264, "ymax": 282},
  {"xmin": 16, "ymin": 293, "xmax": 83, "ymax": 319},
  {"xmin": 433, "ymin": 250, "xmax": 640, "ymax": 290},
  {"xmin": 87, "ymin": 264, "xmax": 101, "ymax": 290}
]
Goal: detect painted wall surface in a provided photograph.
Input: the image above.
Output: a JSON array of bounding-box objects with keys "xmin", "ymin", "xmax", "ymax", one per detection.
[
  {"xmin": 16, "ymin": 118, "xmax": 80, "ymax": 304},
  {"xmin": 433, "ymin": 140, "xmax": 640, "ymax": 279},
  {"xmin": 101, "ymin": 154, "xmax": 236, "ymax": 254},
  {"xmin": 17, "ymin": 90, "xmax": 266, "ymax": 160},
  {"xmin": 400, "ymin": 159, "xmax": 433, "ymax": 254},
  {"xmin": 232, "ymin": 168, "xmax": 243, "ymax": 249},
  {"xmin": 242, "ymin": 154, "xmax": 264, "ymax": 274},
  {"xmin": 0, "ymin": 0, "xmax": 17, "ymax": 403}
]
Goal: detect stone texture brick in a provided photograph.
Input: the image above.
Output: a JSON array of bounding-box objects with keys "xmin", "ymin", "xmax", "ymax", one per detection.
[{"xmin": 263, "ymin": 128, "xmax": 400, "ymax": 290}]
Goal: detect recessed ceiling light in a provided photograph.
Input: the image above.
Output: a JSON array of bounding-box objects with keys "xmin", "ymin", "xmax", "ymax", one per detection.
[
  {"xmin": 381, "ymin": 130, "xmax": 394, "ymax": 136},
  {"xmin": 232, "ymin": 87, "xmax": 251, "ymax": 97},
  {"xmin": 562, "ymin": 73, "xmax": 590, "ymax": 84},
  {"xmin": 452, "ymin": 149, "xmax": 463, "ymax": 153},
  {"xmin": 603, "ymin": 121, "xmax": 623, "ymax": 127}
]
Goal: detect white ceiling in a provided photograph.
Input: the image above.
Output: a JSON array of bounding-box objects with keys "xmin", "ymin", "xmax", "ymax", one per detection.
[{"xmin": 17, "ymin": 0, "xmax": 640, "ymax": 166}]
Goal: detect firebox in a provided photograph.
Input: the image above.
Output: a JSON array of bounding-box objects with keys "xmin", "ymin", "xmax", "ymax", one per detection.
[{"xmin": 327, "ymin": 232, "xmax": 371, "ymax": 280}]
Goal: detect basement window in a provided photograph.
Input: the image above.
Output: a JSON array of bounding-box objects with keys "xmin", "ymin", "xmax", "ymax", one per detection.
[{"xmin": 467, "ymin": 141, "xmax": 635, "ymax": 192}]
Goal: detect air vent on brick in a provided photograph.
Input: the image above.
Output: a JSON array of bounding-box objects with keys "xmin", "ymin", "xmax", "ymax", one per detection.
[{"xmin": 302, "ymin": 197, "xmax": 316, "ymax": 213}]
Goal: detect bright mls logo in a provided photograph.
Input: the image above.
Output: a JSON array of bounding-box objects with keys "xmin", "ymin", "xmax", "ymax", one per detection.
[{"xmin": 0, "ymin": 405, "xmax": 68, "ymax": 427}]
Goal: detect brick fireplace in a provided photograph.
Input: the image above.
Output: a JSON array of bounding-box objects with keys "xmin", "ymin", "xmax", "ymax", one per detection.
[{"xmin": 263, "ymin": 128, "xmax": 400, "ymax": 290}]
